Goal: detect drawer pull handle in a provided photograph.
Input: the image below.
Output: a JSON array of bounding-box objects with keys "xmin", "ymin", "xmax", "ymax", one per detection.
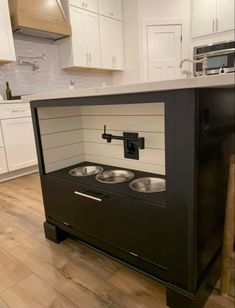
[
  {"xmin": 11, "ymin": 109, "xmax": 28, "ymax": 113},
  {"xmin": 74, "ymin": 191, "xmax": 102, "ymax": 202}
]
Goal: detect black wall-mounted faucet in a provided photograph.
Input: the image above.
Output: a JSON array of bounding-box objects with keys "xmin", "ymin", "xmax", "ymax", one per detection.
[
  {"xmin": 102, "ymin": 125, "xmax": 145, "ymax": 149},
  {"xmin": 102, "ymin": 125, "xmax": 145, "ymax": 160}
]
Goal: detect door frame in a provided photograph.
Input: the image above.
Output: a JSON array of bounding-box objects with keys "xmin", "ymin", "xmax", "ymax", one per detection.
[{"xmin": 140, "ymin": 18, "xmax": 190, "ymax": 82}]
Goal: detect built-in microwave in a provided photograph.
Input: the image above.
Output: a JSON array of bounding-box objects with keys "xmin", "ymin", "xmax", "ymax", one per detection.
[{"xmin": 193, "ymin": 41, "xmax": 235, "ymax": 76}]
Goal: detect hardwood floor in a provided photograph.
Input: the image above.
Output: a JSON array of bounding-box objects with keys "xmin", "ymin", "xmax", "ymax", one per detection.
[{"xmin": 0, "ymin": 173, "xmax": 234, "ymax": 308}]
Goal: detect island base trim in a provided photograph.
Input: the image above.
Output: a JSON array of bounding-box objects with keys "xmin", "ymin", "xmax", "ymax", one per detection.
[{"xmin": 166, "ymin": 252, "xmax": 221, "ymax": 308}]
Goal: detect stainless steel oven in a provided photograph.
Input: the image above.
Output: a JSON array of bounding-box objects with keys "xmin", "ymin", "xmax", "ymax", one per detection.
[{"xmin": 194, "ymin": 40, "xmax": 235, "ymax": 76}]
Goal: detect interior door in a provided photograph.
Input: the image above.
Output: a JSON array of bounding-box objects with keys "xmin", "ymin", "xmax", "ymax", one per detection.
[
  {"xmin": 1, "ymin": 117, "xmax": 37, "ymax": 171},
  {"xmin": 85, "ymin": 11, "xmax": 101, "ymax": 68},
  {"xmin": 147, "ymin": 24, "xmax": 182, "ymax": 81}
]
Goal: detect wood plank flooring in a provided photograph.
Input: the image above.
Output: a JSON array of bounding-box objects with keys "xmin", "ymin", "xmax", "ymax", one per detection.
[{"xmin": 0, "ymin": 173, "xmax": 234, "ymax": 308}]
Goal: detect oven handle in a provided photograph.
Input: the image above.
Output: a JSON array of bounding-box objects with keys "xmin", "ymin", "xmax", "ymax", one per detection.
[
  {"xmin": 74, "ymin": 191, "xmax": 103, "ymax": 202},
  {"xmin": 195, "ymin": 48, "xmax": 235, "ymax": 58}
]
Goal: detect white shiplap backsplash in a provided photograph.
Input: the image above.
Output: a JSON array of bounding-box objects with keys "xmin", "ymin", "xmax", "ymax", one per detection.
[
  {"xmin": 0, "ymin": 37, "xmax": 113, "ymax": 98},
  {"xmin": 38, "ymin": 103, "xmax": 165, "ymax": 175}
]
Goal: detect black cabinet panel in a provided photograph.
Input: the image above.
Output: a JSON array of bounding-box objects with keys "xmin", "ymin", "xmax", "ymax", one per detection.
[{"xmin": 44, "ymin": 176, "xmax": 167, "ymax": 267}]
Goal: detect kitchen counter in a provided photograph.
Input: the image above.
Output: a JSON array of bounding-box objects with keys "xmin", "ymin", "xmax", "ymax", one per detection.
[
  {"xmin": 25, "ymin": 73, "xmax": 234, "ymax": 102},
  {"xmin": 0, "ymin": 99, "xmax": 28, "ymax": 104}
]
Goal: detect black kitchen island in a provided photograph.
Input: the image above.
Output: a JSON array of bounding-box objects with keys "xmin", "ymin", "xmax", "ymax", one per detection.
[{"xmin": 29, "ymin": 75, "xmax": 235, "ymax": 308}]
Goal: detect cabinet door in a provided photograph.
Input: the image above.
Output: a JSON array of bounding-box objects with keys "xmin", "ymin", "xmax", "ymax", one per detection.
[
  {"xmin": 99, "ymin": 16, "xmax": 124, "ymax": 70},
  {"xmin": 69, "ymin": 0, "xmax": 83, "ymax": 8},
  {"xmin": 69, "ymin": 0, "xmax": 98, "ymax": 13},
  {"xmin": 0, "ymin": 0, "xmax": 16, "ymax": 63},
  {"xmin": 98, "ymin": 0, "xmax": 111, "ymax": 17},
  {"xmin": 217, "ymin": 0, "xmax": 235, "ymax": 32},
  {"xmin": 112, "ymin": 19, "xmax": 124, "ymax": 69},
  {"xmin": 110, "ymin": 0, "xmax": 122, "ymax": 20},
  {"xmin": 86, "ymin": 0, "xmax": 98, "ymax": 13},
  {"xmin": 70, "ymin": 7, "xmax": 88, "ymax": 67},
  {"xmin": 45, "ymin": 176, "xmax": 167, "ymax": 267},
  {"xmin": 192, "ymin": 0, "xmax": 217, "ymax": 38},
  {"xmin": 1, "ymin": 118, "xmax": 37, "ymax": 171},
  {"xmin": 0, "ymin": 126, "xmax": 8, "ymax": 174},
  {"xmin": 85, "ymin": 11, "xmax": 101, "ymax": 68},
  {"xmin": 98, "ymin": 0, "xmax": 122, "ymax": 20}
]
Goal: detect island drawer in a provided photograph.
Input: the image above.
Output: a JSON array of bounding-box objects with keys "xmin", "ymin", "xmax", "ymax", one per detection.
[{"xmin": 44, "ymin": 175, "xmax": 167, "ymax": 268}]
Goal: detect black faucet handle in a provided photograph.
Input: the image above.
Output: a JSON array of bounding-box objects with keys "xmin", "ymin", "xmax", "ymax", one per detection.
[{"xmin": 102, "ymin": 125, "xmax": 112, "ymax": 143}]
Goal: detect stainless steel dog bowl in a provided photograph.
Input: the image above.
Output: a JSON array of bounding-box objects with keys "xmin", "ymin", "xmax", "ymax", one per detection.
[
  {"xmin": 129, "ymin": 177, "xmax": 166, "ymax": 193},
  {"xmin": 96, "ymin": 170, "xmax": 134, "ymax": 184},
  {"xmin": 69, "ymin": 166, "xmax": 103, "ymax": 177}
]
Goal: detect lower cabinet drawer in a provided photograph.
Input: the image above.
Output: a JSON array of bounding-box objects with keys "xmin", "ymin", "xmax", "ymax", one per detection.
[{"xmin": 44, "ymin": 176, "xmax": 167, "ymax": 267}]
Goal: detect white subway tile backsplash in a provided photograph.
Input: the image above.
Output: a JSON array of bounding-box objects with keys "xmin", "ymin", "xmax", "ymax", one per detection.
[{"xmin": 0, "ymin": 38, "xmax": 113, "ymax": 98}]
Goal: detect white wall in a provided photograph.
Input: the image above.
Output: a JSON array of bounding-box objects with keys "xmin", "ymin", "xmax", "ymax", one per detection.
[
  {"xmin": 0, "ymin": 37, "xmax": 113, "ymax": 98},
  {"xmin": 138, "ymin": 0, "xmax": 192, "ymax": 19},
  {"xmin": 113, "ymin": 0, "xmax": 192, "ymax": 85}
]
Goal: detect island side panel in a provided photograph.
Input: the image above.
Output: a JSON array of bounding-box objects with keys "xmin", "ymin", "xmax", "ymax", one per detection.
[
  {"xmin": 165, "ymin": 89, "xmax": 197, "ymax": 292},
  {"xmin": 196, "ymin": 87, "xmax": 235, "ymax": 282}
]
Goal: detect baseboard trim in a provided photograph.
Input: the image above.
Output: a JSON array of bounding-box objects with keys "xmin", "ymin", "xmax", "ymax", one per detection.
[{"xmin": 0, "ymin": 165, "xmax": 38, "ymax": 182}]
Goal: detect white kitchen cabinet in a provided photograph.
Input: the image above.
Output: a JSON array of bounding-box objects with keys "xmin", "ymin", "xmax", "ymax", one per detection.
[
  {"xmin": 69, "ymin": 0, "xmax": 98, "ymax": 13},
  {"xmin": 59, "ymin": 6, "xmax": 101, "ymax": 69},
  {"xmin": 0, "ymin": 0, "xmax": 16, "ymax": 64},
  {"xmin": 99, "ymin": 16, "xmax": 124, "ymax": 70},
  {"xmin": 86, "ymin": 11, "xmax": 101, "ymax": 67},
  {"xmin": 0, "ymin": 126, "xmax": 8, "ymax": 174},
  {"xmin": 192, "ymin": 0, "xmax": 234, "ymax": 38},
  {"xmin": 1, "ymin": 117, "xmax": 37, "ymax": 172},
  {"xmin": 217, "ymin": 0, "xmax": 235, "ymax": 32},
  {"xmin": 98, "ymin": 0, "xmax": 122, "ymax": 20}
]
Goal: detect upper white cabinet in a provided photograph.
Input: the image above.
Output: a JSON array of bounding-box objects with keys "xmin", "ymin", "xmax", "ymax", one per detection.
[
  {"xmin": 217, "ymin": 0, "xmax": 235, "ymax": 32},
  {"xmin": 0, "ymin": 0, "xmax": 16, "ymax": 64},
  {"xmin": 192, "ymin": 0, "xmax": 234, "ymax": 38},
  {"xmin": 69, "ymin": 0, "xmax": 98, "ymax": 13},
  {"xmin": 59, "ymin": 6, "xmax": 101, "ymax": 69},
  {"xmin": 59, "ymin": 1, "xmax": 124, "ymax": 71},
  {"xmin": 98, "ymin": 0, "xmax": 122, "ymax": 20},
  {"xmin": 99, "ymin": 16, "xmax": 124, "ymax": 70}
]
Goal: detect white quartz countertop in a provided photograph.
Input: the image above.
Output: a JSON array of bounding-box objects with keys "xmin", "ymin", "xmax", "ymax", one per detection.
[
  {"xmin": 0, "ymin": 99, "xmax": 28, "ymax": 104},
  {"xmin": 25, "ymin": 73, "xmax": 234, "ymax": 102}
]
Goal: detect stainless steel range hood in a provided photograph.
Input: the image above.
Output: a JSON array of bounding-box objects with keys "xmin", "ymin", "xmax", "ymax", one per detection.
[{"xmin": 9, "ymin": 0, "xmax": 72, "ymax": 40}]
